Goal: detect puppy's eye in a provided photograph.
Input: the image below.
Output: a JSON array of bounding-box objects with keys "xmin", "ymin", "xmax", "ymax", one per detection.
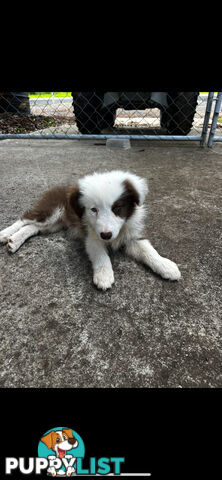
[
  {"xmin": 91, "ymin": 207, "xmax": 98, "ymax": 213},
  {"xmin": 56, "ymin": 438, "xmax": 61, "ymax": 443},
  {"xmin": 112, "ymin": 206, "xmax": 121, "ymax": 215},
  {"xmin": 63, "ymin": 435, "xmax": 68, "ymax": 440}
]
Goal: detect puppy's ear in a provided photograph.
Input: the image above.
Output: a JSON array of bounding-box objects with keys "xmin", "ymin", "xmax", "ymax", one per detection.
[
  {"xmin": 41, "ymin": 431, "xmax": 54, "ymax": 449},
  {"xmin": 123, "ymin": 179, "xmax": 140, "ymax": 205},
  {"xmin": 68, "ymin": 184, "xmax": 84, "ymax": 218},
  {"xmin": 62, "ymin": 428, "xmax": 74, "ymax": 438},
  {"xmin": 123, "ymin": 175, "xmax": 148, "ymax": 206}
]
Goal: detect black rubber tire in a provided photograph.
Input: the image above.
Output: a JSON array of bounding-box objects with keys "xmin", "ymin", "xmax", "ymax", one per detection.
[
  {"xmin": 98, "ymin": 107, "xmax": 116, "ymax": 131},
  {"xmin": 71, "ymin": 92, "xmax": 116, "ymax": 134},
  {"xmin": 160, "ymin": 92, "xmax": 199, "ymax": 135}
]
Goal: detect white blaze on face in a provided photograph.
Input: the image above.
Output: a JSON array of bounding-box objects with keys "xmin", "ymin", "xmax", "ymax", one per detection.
[
  {"xmin": 87, "ymin": 204, "xmax": 125, "ymax": 240},
  {"xmin": 54, "ymin": 431, "xmax": 74, "ymax": 458},
  {"xmin": 79, "ymin": 172, "xmax": 126, "ymax": 241}
]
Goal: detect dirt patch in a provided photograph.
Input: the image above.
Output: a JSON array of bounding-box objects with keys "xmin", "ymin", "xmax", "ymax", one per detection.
[{"xmin": 0, "ymin": 113, "xmax": 75, "ymax": 134}]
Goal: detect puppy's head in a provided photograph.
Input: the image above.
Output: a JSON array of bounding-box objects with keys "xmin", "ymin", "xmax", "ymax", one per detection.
[
  {"xmin": 69, "ymin": 170, "xmax": 148, "ymax": 242},
  {"xmin": 41, "ymin": 429, "xmax": 78, "ymax": 458}
]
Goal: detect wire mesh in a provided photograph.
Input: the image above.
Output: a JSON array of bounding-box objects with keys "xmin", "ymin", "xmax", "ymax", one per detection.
[{"xmin": 0, "ymin": 91, "xmax": 218, "ymax": 145}]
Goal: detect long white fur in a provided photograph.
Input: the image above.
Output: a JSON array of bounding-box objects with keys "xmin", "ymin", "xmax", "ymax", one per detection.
[
  {"xmin": 0, "ymin": 170, "xmax": 181, "ymax": 289},
  {"xmin": 78, "ymin": 170, "xmax": 181, "ymax": 288}
]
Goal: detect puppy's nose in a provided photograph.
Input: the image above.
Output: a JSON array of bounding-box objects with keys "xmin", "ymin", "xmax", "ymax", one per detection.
[
  {"xmin": 68, "ymin": 437, "xmax": 76, "ymax": 445},
  {"xmin": 100, "ymin": 231, "xmax": 112, "ymax": 240}
]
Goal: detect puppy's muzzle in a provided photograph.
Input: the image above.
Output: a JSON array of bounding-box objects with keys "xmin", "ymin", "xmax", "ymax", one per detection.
[{"xmin": 100, "ymin": 232, "xmax": 112, "ymax": 240}]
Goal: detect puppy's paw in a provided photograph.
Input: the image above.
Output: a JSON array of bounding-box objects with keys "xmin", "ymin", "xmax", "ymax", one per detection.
[
  {"xmin": 0, "ymin": 231, "xmax": 9, "ymax": 244},
  {"xmin": 158, "ymin": 257, "xmax": 181, "ymax": 281},
  {"xmin": 7, "ymin": 238, "xmax": 20, "ymax": 253},
  {"xmin": 93, "ymin": 267, "xmax": 114, "ymax": 290},
  {"xmin": 47, "ymin": 468, "xmax": 56, "ymax": 476}
]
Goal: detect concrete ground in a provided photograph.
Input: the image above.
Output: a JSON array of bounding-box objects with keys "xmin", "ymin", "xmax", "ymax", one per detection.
[{"xmin": 0, "ymin": 138, "xmax": 221, "ymax": 388}]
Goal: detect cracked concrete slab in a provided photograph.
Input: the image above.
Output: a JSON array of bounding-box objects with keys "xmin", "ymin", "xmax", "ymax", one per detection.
[{"xmin": 0, "ymin": 139, "xmax": 221, "ymax": 387}]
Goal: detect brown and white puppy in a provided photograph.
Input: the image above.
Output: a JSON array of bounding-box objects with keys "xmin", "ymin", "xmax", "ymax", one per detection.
[
  {"xmin": 0, "ymin": 170, "xmax": 181, "ymax": 289},
  {"xmin": 41, "ymin": 429, "xmax": 78, "ymax": 476}
]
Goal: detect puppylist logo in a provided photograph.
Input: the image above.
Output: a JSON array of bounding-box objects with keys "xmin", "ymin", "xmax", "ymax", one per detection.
[{"xmin": 5, "ymin": 427, "xmax": 126, "ymax": 477}]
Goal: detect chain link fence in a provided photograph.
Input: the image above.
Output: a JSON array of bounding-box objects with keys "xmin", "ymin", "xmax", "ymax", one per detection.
[{"xmin": 0, "ymin": 91, "xmax": 221, "ymax": 146}]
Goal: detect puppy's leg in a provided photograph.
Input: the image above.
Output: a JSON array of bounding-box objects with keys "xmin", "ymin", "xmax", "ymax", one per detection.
[
  {"xmin": 1, "ymin": 186, "xmax": 67, "ymax": 252},
  {"xmin": 46, "ymin": 457, "xmax": 58, "ymax": 476},
  {"xmin": 125, "ymin": 239, "xmax": 181, "ymax": 281},
  {"xmin": 64, "ymin": 455, "xmax": 76, "ymax": 476},
  {"xmin": 7, "ymin": 224, "xmax": 39, "ymax": 253},
  {"xmin": 85, "ymin": 235, "xmax": 114, "ymax": 290},
  {"xmin": 0, "ymin": 220, "xmax": 25, "ymax": 243}
]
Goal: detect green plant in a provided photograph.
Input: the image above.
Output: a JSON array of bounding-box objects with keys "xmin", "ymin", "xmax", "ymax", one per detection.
[{"xmin": 44, "ymin": 119, "xmax": 54, "ymax": 127}]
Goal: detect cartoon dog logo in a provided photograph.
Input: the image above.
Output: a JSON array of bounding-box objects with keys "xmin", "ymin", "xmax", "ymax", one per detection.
[{"xmin": 41, "ymin": 428, "xmax": 79, "ymax": 477}]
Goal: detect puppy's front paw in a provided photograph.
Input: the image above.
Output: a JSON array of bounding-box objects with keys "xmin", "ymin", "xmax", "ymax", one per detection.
[
  {"xmin": 158, "ymin": 257, "xmax": 181, "ymax": 281},
  {"xmin": 93, "ymin": 267, "xmax": 114, "ymax": 290},
  {"xmin": 0, "ymin": 231, "xmax": 9, "ymax": 244}
]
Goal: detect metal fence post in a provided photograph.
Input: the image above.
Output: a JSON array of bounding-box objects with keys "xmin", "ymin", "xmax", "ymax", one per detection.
[
  {"xmin": 207, "ymin": 92, "xmax": 222, "ymax": 147},
  {"xmin": 200, "ymin": 92, "xmax": 214, "ymax": 147}
]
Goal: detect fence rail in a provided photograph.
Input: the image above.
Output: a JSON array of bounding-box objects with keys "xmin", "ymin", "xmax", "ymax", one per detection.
[{"xmin": 0, "ymin": 92, "xmax": 221, "ymax": 146}]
